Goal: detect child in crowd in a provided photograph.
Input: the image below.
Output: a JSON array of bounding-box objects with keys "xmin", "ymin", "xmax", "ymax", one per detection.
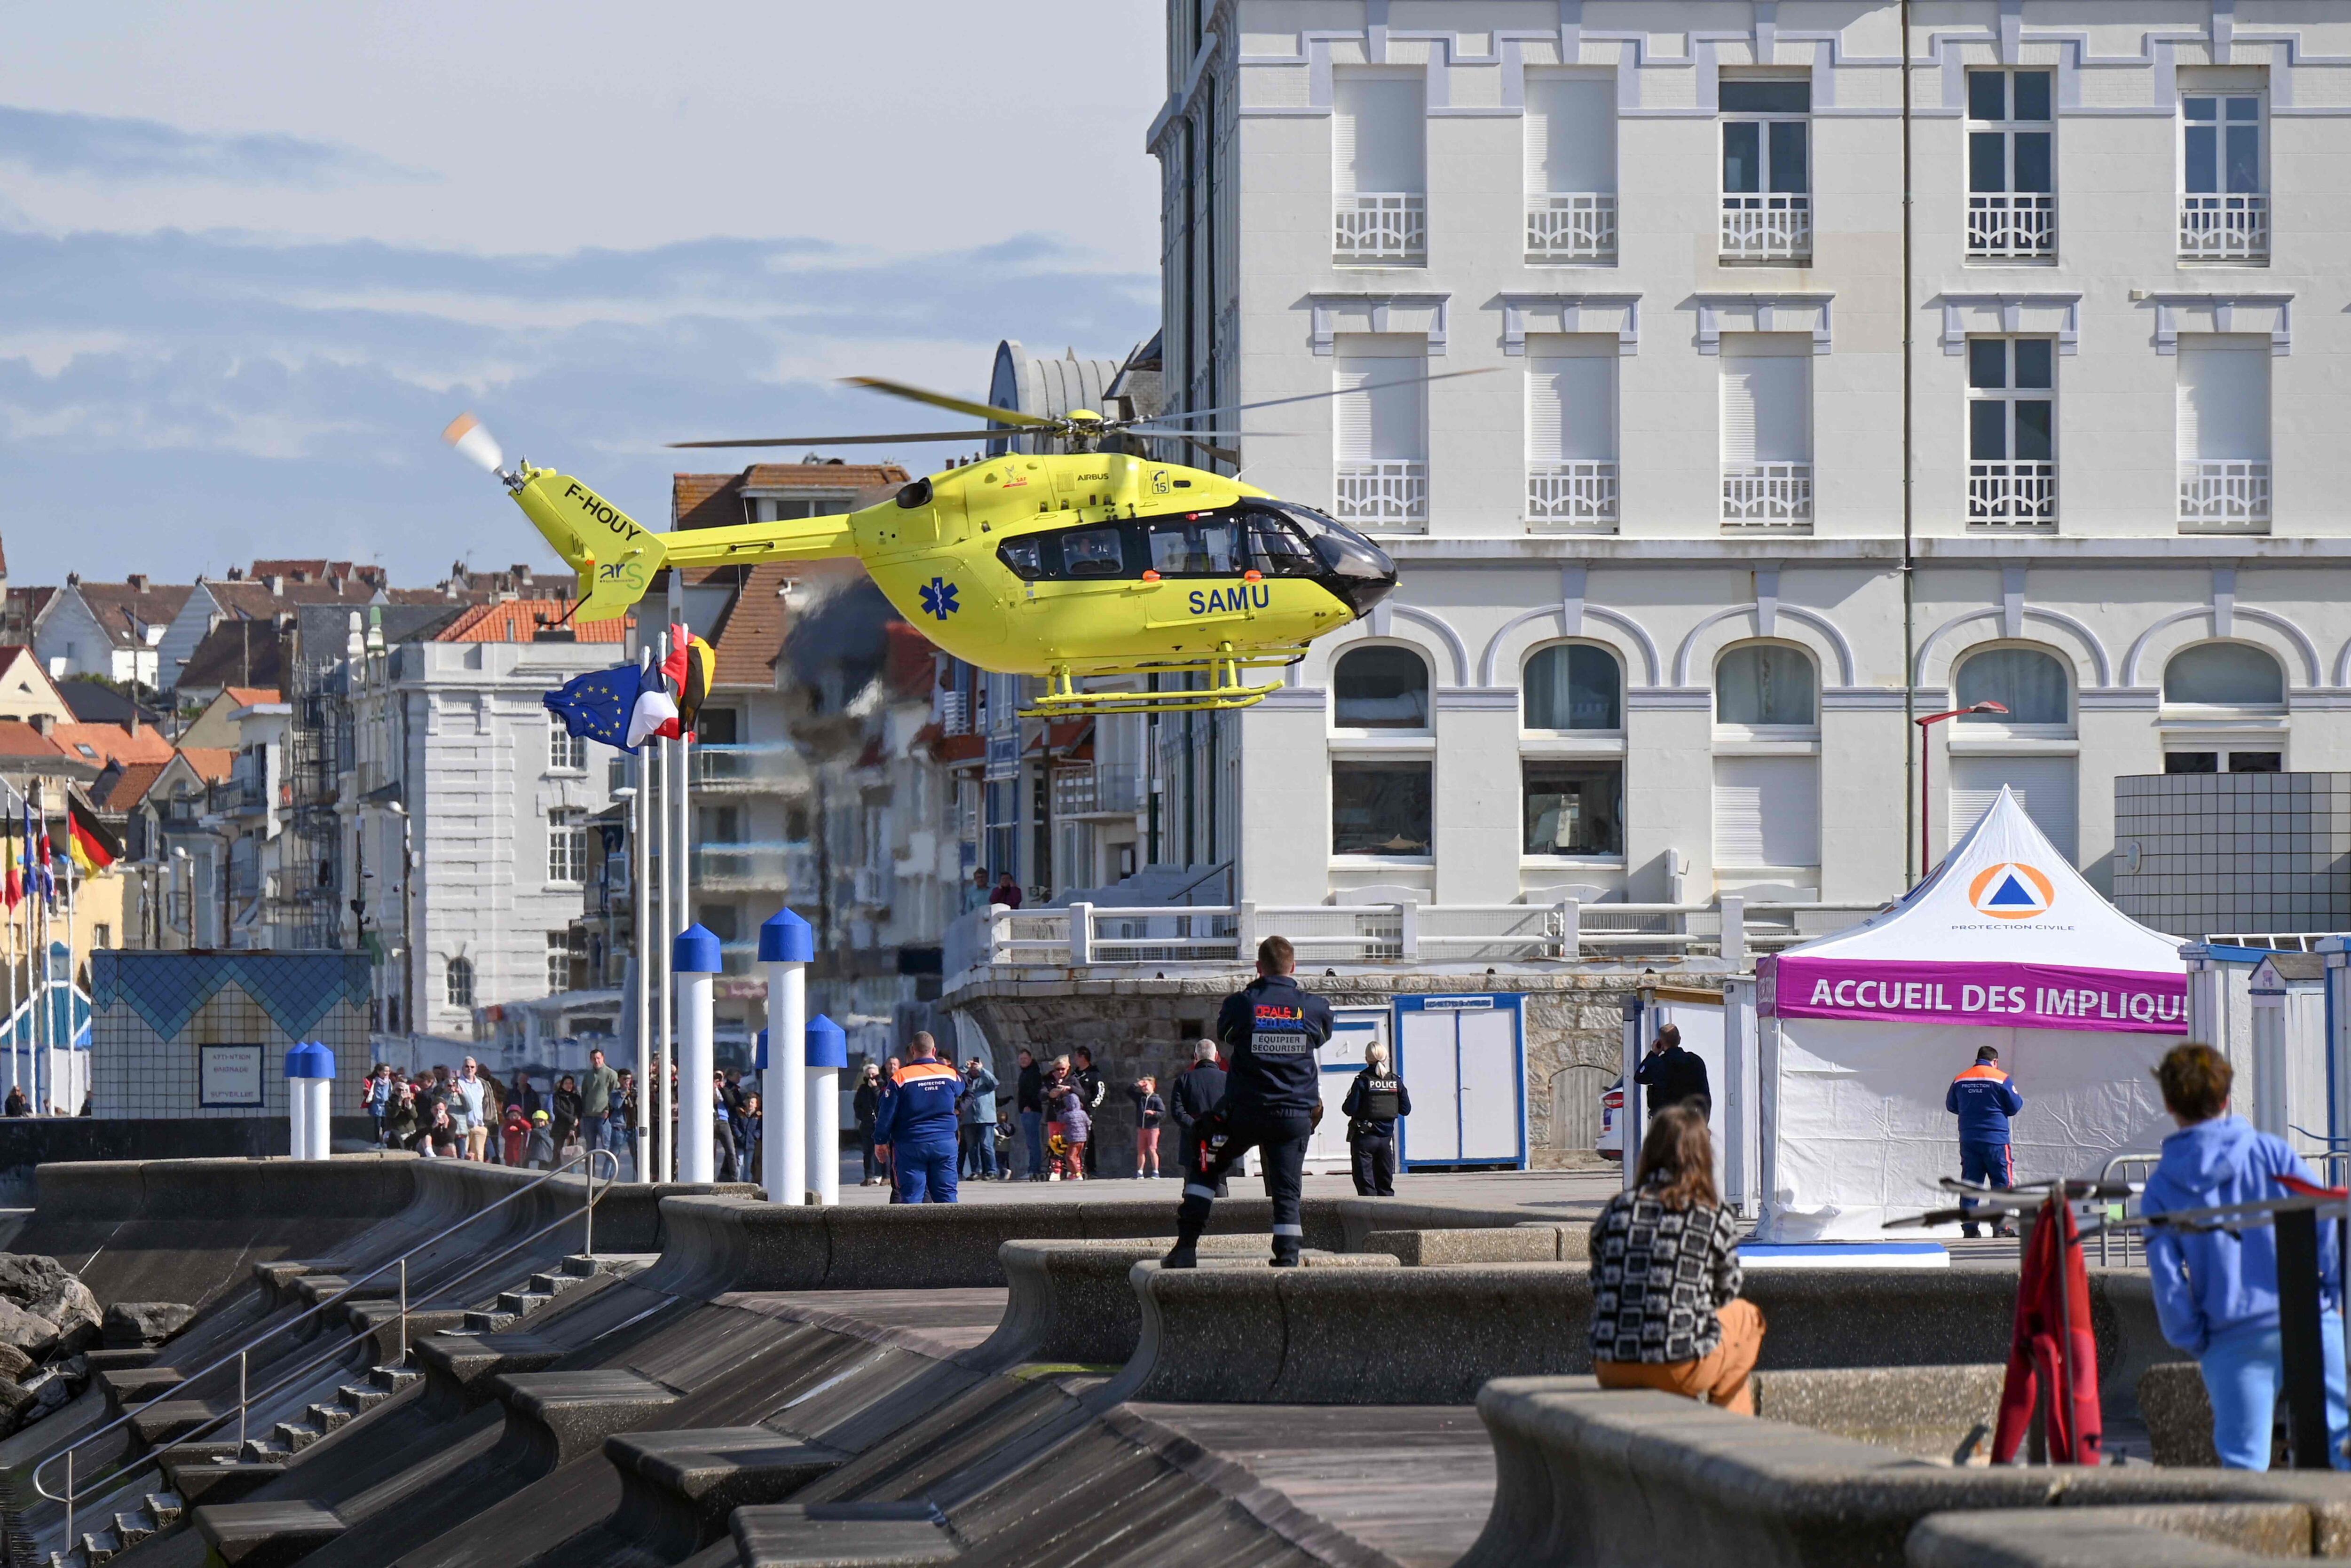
[
  {"xmin": 526, "ymin": 1110, "xmax": 556, "ymax": 1170},
  {"xmin": 501, "ymin": 1102, "xmax": 529, "ymax": 1168},
  {"xmin": 1049, "ymin": 1056, "xmax": 1089, "ymax": 1181}
]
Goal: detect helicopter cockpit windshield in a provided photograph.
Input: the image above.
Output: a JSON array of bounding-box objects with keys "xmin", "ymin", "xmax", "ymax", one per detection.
[{"xmin": 994, "ymin": 501, "xmax": 1397, "ymax": 616}]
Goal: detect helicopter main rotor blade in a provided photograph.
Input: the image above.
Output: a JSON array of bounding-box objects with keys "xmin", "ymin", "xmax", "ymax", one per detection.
[
  {"xmin": 841, "ymin": 376, "xmax": 1060, "ymax": 430},
  {"xmin": 667, "ymin": 428, "xmax": 1022, "ymax": 449},
  {"xmin": 1122, "ymin": 427, "xmax": 1306, "ymax": 439},
  {"xmin": 1127, "ymin": 367, "xmax": 1499, "ymax": 427}
]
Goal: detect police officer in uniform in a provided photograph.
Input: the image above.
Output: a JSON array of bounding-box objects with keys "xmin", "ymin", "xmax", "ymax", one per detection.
[
  {"xmin": 1341, "ymin": 1040, "xmax": 1410, "ymax": 1197},
  {"xmin": 1162, "ymin": 934, "xmax": 1331, "ymax": 1269},
  {"xmin": 877, "ymin": 1032, "xmax": 962, "ymax": 1204}
]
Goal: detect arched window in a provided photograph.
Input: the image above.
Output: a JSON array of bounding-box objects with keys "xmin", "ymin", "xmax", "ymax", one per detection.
[
  {"xmin": 445, "ymin": 956, "xmax": 475, "ymax": 1010},
  {"xmin": 2165, "ymin": 642, "xmax": 2285, "ymax": 708},
  {"xmin": 1523, "ymin": 643, "xmax": 1622, "ymax": 731},
  {"xmin": 1955, "ymin": 647, "xmax": 2069, "ymax": 725},
  {"xmin": 1334, "ymin": 645, "xmax": 1430, "ymax": 729},
  {"xmin": 1715, "ymin": 644, "xmax": 1817, "ymax": 726}
]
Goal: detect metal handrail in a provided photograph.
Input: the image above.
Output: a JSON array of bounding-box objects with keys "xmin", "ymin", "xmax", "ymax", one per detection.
[
  {"xmin": 2093, "ymin": 1151, "xmax": 2162, "ymax": 1266},
  {"xmin": 36, "ymin": 1149, "xmax": 617, "ymax": 1542}
]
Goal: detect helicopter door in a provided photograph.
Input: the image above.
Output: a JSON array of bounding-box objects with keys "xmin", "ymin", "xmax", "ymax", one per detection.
[{"xmin": 1139, "ymin": 515, "xmax": 1257, "ymax": 629}]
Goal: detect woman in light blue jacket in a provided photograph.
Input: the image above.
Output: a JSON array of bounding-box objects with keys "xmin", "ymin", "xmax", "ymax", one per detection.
[{"xmin": 2140, "ymin": 1041, "xmax": 2346, "ymax": 1469}]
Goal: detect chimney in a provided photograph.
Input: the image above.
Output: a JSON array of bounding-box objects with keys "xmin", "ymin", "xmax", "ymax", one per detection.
[
  {"xmin": 127, "ymin": 573, "xmax": 149, "ymax": 593},
  {"xmin": 346, "ymin": 610, "xmax": 364, "ymax": 662},
  {"xmin": 29, "ymin": 713, "xmax": 50, "ymax": 736},
  {"xmin": 265, "ymin": 575, "xmax": 284, "ymax": 596}
]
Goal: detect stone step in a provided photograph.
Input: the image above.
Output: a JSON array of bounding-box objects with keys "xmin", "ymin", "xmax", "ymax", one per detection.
[
  {"xmin": 305, "ymin": 1401, "xmax": 353, "ymax": 1433},
  {"xmin": 272, "ymin": 1419, "xmax": 323, "ymax": 1453},
  {"xmin": 494, "ymin": 1289, "xmax": 553, "ymax": 1317},
  {"xmin": 75, "ymin": 1531, "xmax": 119, "ymax": 1566},
  {"xmin": 149, "ymin": 1491, "xmax": 184, "ymax": 1528},
  {"xmin": 460, "ymin": 1308, "xmax": 520, "ymax": 1333},
  {"xmin": 237, "ymin": 1438, "xmax": 292, "ymax": 1464},
  {"xmin": 369, "ymin": 1362, "xmax": 420, "ymax": 1393},
  {"xmin": 337, "ymin": 1382, "xmax": 393, "ymax": 1412},
  {"xmin": 109, "ymin": 1506, "xmax": 157, "ymax": 1548}
]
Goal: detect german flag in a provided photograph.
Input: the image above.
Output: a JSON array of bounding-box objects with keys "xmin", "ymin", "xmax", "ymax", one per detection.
[
  {"xmin": 677, "ymin": 636, "xmax": 718, "ymax": 737},
  {"xmin": 67, "ymin": 794, "xmax": 121, "ymax": 875}
]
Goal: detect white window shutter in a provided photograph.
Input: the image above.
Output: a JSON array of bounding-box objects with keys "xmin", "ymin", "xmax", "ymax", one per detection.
[
  {"xmin": 1369, "ymin": 365, "xmax": 1423, "ymax": 460},
  {"xmin": 1721, "ymin": 339, "xmax": 1810, "ymax": 464},
  {"xmin": 1334, "ymin": 360, "xmax": 1374, "ymax": 459},
  {"xmin": 1525, "ymin": 76, "xmax": 1613, "ymax": 193},
  {"xmin": 1336, "ymin": 76, "xmax": 1423, "ymax": 193},
  {"xmin": 1948, "ymin": 756, "xmax": 2078, "ymax": 862},
  {"xmin": 1527, "ymin": 340, "xmax": 1614, "ymax": 463},
  {"xmin": 1713, "ymin": 756, "xmax": 1820, "ymax": 868},
  {"xmin": 2177, "ymin": 337, "xmax": 2271, "ymax": 463}
]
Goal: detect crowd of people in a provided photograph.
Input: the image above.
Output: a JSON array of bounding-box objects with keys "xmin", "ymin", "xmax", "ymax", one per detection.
[{"xmin": 359, "ymin": 1049, "xmax": 637, "ymax": 1173}]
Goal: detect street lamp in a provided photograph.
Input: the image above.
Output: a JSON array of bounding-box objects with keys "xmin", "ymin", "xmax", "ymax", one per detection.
[{"xmin": 1914, "ymin": 701, "xmax": 2008, "ymax": 880}]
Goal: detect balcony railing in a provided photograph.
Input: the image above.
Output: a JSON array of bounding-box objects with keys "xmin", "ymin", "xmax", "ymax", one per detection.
[
  {"xmin": 1055, "ymin": 762, "xmax": 1145, "ymax": 818},
  {"xmin": 1333, "ymin": 192, "xmax": 1426, "ymax": 264},
  {"xmin": 947, "ymin": 896, "xmax": 1880, "ymax": 982},
  {"xmin": 1333, "ymin": 459, "xmax": 1429, "ymax": 530},
  {"xmin": 1719, "ymin": 195, "xmax": 1810, "ymax": 261},
  {"xmin": 1967, "ymin": 193, "xmax": 2056, "ymax": 259},
  {"xmin": 1966, "ymin": 461, "xmax": 2058, "ymax": 528},
  {"xmin": 939, "ymin": 691, "xmax": 971, "ymax": 735},
  {"xmin": 2178, "ymin": 459, "xmax": 2272, "ymax": 533},
  {"xmin": 1525, "ymin": 193, "xmax": 1617, "ymax": 263},
  {"xmin": 689, "ymin": 743, "xmax": 799, "ymax": 791},
  {"xmin": 1525, "ymin": 460, "xmax": 1619, "ymax": 532},
  {"xmin": 688, "ymin": 843, "xmax": 806, "ymax": 890},
  {"xmin": 2179, "ymin": 194, "xmax": 2268, "ymax": 261},
  {"xmin": 1720, "ymin": 462, "xmax": 1813, "ymax": 529}
]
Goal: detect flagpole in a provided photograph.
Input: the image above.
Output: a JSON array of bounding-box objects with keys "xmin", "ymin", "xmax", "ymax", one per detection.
[
  {"xmin": 666, "ymin": 575, "xmax": 691, "ymax": 1185},
  {"xmin": 654, "ymin": 630, "xmax": 674, "ymax": 1186},
  {"xmin": 631, "ymin": 729, "xmax": 651, "ymax": 1185},
  {"xmin": 33, "ymin": 784, "xmax": 46, "ymax": 1114}
]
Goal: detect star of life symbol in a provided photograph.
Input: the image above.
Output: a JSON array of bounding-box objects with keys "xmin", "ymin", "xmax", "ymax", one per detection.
[{"xmin": 919, "ymin": 577, "xmax": 959, "ymax": 621}]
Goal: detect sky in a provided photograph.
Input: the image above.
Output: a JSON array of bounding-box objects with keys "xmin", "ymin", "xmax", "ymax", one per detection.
[{"xmin": 0, "ymin": 2, "xmax": 1166, "ymax": 586}]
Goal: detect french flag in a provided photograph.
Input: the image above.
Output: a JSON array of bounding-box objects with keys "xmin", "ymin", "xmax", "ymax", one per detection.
[{"xmin": 625, "ymin": 652, "xmax": 681, "ymax": 748}]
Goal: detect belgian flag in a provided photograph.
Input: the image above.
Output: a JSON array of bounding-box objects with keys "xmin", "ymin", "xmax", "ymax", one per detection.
[{"xmin": 67, "ymin": 793, "xmax": 121, "ymax": 875}]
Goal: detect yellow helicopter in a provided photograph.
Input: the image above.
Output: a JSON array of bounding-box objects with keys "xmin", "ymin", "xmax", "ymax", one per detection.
[{"xmin": 443, "ymin": 371, "xmax": 1479, "ymax": 717}]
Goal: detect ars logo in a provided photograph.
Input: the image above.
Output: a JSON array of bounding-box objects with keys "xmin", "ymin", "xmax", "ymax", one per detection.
[{"xmin": 1969, "ymin": 862, "xmax": 2056, "ymax": 920}]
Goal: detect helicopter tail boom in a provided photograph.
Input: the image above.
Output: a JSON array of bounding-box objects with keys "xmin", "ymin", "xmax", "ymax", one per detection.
[{"xmin": 655, "ymin": 514, "xmax": 859, "ymax": 568}]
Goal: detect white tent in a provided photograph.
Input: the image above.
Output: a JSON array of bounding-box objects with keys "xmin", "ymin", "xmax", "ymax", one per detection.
[{"xmin": 1756, "ymin": 787, "xmax": 2188, "ymax": 1240}]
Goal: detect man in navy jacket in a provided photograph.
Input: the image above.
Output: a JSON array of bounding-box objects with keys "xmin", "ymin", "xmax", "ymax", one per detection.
[{"xmin": 1947, "ymin": 1045, "xmax": 2026, "ymax": 1238}]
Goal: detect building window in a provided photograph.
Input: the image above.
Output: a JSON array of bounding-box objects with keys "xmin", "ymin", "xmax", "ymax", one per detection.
[
  {"xmin": 2164, "ymin": 642, "xmax": 2285, "ymax": 709},
  {"xmin": 1720, "ymin": 80, "xmax": 1810, "ymax": 261},
  {"xmin": 1712, "ymin": 757, "xmax": 1819, "ymax": 872},
  {"xmin": 695, "ymin": 707, "xmax": 739, "ymax": 746},
  {"xmin": 548, "ymin": 711, "xmax": 586, "ymax": 772},
  {"xmin": 1524, "ymin": 74, "xmax": 1616, "ymax": 262},
  {"xmin": 747, "ymin": 494, "xmax": 849, "ymax": 524},
  {"xmin": 2180, "ymin": 94, "xmax": 2265, "ymax": 260},
  {"xmin": 1966, "ymin": 69, "xmax": 2055, "ymax": 259},
  {"xmin": 1965, "ymin": 338, "xmax": 2056, "ymax": 528},
  {"xmin": 1720, "ymin": 339, "xmax": 1812, "ymax": 530},
  {"xmin": 1716, "ymin": 644, "xmax": 1817, "ymax": 726},
  {"xmin": 1525, "ymin": 337, "xmax": 1617, "ymax": 531},
  {"xmin": 1332, "ymin": 759, "xmax": 1433, "ymax": 857},
  {"xmin": 1332, "ymin": 72, "xmax": 1425, "ymax": 264},
  {"xmin": 1950, "ymin": 757, "xmax": 2077, "ymax": 860},
  {"xmin": 1333, "ymin": 341, "xmax": 1429, "ymax": 530},
  {"xmin": 2164, "ymin": 749, "xmax": 2283, "ymax": 774},
  {"xmin": 2177, "ymin": 337, "xmax": 2272, "ymax": 533},
  {"xmin": 1333, "ymin": 646, "xmax": 1430, "ymax": 730},
  {"xmin": 546, "ymin": 931, "xmax": 571, "ymax": 993},
  {"xmin": 548, "ymin": 806, "xmax": 587, "ymax": 884},
  {"xmin": 1523, "ymin": 644, "xmax": 1622, "ymax": 731},
  {"xmin": 1955, "ymin": 647, "xmax": 2070, "ymax": 725},
  {"xmin": 445, "ymin": 955, "xmax": 474, "ymax": 1009},
  {"xmin": 1523, "ymin": 760, "xmax": 1622, "ymax": 856}
]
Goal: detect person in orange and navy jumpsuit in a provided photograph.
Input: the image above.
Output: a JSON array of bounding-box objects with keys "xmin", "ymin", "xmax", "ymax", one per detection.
[
  {"xmin": 1947, "ymin": 1045, "xmax": 2026, "ymax": 1238},
  {"xmin": 878, "ymin": 1032, "xmax": 964, "ymax": 1204}
]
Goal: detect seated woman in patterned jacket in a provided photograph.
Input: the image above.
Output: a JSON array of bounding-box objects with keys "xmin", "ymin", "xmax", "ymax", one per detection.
[{"xmin": 1588, "ymin": 1103, "xmax": 1766, "ymax": 1415}]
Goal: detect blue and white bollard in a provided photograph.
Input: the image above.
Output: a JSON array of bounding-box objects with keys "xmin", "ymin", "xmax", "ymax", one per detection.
[
  {"xmin": 285, "ymin": 1042, "xmax": 334, "ymax": 1161},
  {"xmin": 673, "ymin": 925, "xmax": 721, "ymax": 1184},
  {"xmin": 759, "ymin": 908, "xmax": 813, "ymax": 1206},
  {"xmin": 805, "ymin": 1014, "xmax": 845, "ymax": 1207}
]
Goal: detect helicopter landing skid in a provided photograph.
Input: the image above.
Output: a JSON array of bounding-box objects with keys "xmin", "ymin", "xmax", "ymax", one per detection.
[{"xmin": 1020, "ymin": 651, "xmax": 1291, "ymax": 717}]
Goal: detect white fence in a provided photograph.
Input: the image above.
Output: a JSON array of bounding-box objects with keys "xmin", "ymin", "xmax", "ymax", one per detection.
[
  {"xmin": 1967, "ymin": 460, "xmax": 2057, "ymax": 528},
  {"xmin": 2178, "ymin": 460, "xmax": 2271, "ymax": 533},
  {"xmin": 1719, "ymin": 196, "xmax": 1810, "ymax": 260},
  {"xmin": 1526, "ymin": 460, "xmax": 1619, "ymax": 531},
  {"xmin": 1721, "ymin": 463, "xmax": 1814, "ymax": 528},
  {"xmin": 1525, "ymin": 193, "xmax": 1617, "ymax": 261},
  {"xmin": 1333, "ymin": 192, "xmax": 1426, "ymax": 263},
  {"xmin": 2178, "ymin": 194, "xmax": 2267, "ymax": 260},
  {"xmin": 945, "ymin": 897, "xmax": 1881, "ymax": 984},
  {"xmin": 1967, "ymin": 193, "xmax": 2057, "ymax": 258},
  {"xmin": 1334, "ymin": 459, "xmax": 1429, "ymax": 528}
]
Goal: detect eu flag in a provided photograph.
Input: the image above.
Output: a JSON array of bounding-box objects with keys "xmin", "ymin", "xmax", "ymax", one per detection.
[{"xmin": 544, "ymin": 663, "xmax": 655, "ymax": 755}]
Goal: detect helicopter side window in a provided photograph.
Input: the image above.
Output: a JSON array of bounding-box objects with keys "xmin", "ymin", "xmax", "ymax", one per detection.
[
  {"xmin": 1060, "ymin": 526, "xmax": 1128, "ymax": 579},
  {"xmin": 998, "ymin": 538, "xmax": 1048, "ymax": 581},
  {"xmin": 1247, "ymin": 515, "xmax": 1320, "ymax": 577},
  {"xmin": 1144, "ymin": 516, "xmax": 1246, "ymax": 577}
]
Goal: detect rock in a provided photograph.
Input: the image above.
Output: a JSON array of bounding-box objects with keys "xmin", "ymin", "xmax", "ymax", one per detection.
[
  {"xmin": 56, "ymin": 1354, "xmax": 87, "ymax": 1386},
  {"xmin": 0, "ymin": 1255, "xmax": 101, "ymax": 1352},
  {"xmin": 0, "ymin": 1343, "xmax": 33, "ymax": 1382},
  {"xmin": 0, "ymin": 1300, "xmax": 61, "ymax": 1360},
  {"xmin": 103, "ymin": 1301, "xmax": 197, "ymax": 1348},
  {"xmin": 0, "ymin": 1376, "xmax": 34, "ymax": 1437}
]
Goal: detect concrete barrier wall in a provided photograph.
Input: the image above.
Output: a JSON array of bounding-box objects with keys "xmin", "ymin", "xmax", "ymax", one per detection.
[
  {"xmin": 1906, "ymin": 1506, "xmax": 2312, "ymax": 1568},
  {"xmin": 1097, "ymin": 1263, "xmax": 2177, "ymax": 1413},
  {"xmin": 1457, "ymin": 1379, "xmax": 2351, "ymax": 1568},
  {"xmin": 638, "ymin": 1193, "xmax": 1530, "ymax": 1298}
]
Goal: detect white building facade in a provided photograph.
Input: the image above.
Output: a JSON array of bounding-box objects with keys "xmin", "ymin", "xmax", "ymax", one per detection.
[{"xmin": 1148, "ymin": 0, "xmax": 2351, "ymax": 912}]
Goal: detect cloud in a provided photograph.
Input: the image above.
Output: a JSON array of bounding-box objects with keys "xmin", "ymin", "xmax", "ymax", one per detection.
[
  {"xmin": 0, "ymin": 104, "xmax": 428, "ymax": 187},
  {"xmin": 0, "ymin": 224, "xmax": 1157, "ymax": 583}
]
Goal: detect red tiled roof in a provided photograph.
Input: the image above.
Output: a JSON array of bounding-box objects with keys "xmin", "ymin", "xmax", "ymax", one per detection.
[
  {"xmin": 671, "ymin": 462, "xmax": 909, "ymax": 530},
  {"xmin": 0, "ymin": 724, "xmax": 71, "ymax": 761},
  {"xmin": 176, "ymin": 747, "xmax": 235, "ymax": 784},
  {"xmin": 222, "ymin": 686, "xmax": 281, "ymax": 707},
  {"xmin": 54, "ymin": 723, "xmax": 174, "ymax": 769},
  {"xmin": 435, "ymin": 601, "xmax": 629, "ymax": 644},
  {"xmin": 95, "ymin": 761, "xmax": 166, "ymax": 812}
]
